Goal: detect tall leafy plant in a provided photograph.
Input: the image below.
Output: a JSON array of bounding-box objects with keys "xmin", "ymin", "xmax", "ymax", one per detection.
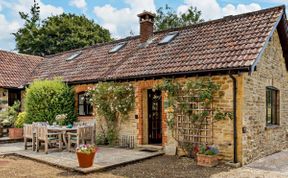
[
  {"xmin": 88, "ymin": 82, "xmax": 135, "ymax": 145},
  {"xmin": 0, "ymin": 101, "xmax": 21, "ymax": 127},
  {"xmin": 155, "ymin": 4, "xmax": 204, "ymax": 31},
  {"xmin": 24, "ymin": 79, "xmax": 76, "ymax": 124}
]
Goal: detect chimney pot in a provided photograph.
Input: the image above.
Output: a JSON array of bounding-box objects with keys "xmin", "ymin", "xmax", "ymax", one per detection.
[{"xmin": 137, "ymin": 11, "xmax": 155, "ymax": 43}]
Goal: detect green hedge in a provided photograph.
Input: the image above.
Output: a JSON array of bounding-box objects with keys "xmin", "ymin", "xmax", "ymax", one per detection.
[{"xmin": 25, "ymin": 79, "xmax": 76, "ymax": 124}]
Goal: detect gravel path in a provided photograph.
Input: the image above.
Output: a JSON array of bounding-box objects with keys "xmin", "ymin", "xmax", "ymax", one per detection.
[
  {"xmin": 109, "ymin": 156, "xmax": 232, "ymax": 178},
  {"xmin": 1, "ymin": 154, "xmax": 286, "ymax": 178}
]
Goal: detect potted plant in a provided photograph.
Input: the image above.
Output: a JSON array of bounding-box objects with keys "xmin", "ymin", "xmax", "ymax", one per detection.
[
  {"xmin": 55, "ymin": 114, "xmax": 67, "ymax": 126},
  {"xmin": 76, "ymin": 144, "xmax": 97, "ymax": 168},
  {"xmin": 0, "ymin": 101, "xmax": 23, "ymax": 139},
  {"xmin": 196, "ymin": 145, "xmax": 219, "ymax": 167}
]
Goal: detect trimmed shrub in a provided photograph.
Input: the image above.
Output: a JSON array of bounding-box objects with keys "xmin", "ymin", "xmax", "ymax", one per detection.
[{"xmin": 25, "ymin": 79, "xmax": 76, "ymax": 124}]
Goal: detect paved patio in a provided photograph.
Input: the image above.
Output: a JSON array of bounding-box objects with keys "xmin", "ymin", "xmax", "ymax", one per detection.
[
  {"xmin": 247, "ymin": 150, "xmax": 288, "ymax": 174},
  {"xmin": 212, "ymin": 150, "xmax": 288, "ymax": 178},
  {"xmin": 0, "ymin": 143, "xmax": 164, "ymax": 173}
]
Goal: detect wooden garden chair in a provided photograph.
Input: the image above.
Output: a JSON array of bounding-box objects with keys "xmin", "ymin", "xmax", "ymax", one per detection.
[
  {"xmin": 67, "ymin": 125, "xmax": 94, "ymax": 152},
  {"xmin": 23, "ymin": 124, "xmax": 36, "ymax": 151},
  {"xmin": 36, "ymin": 125, "xmax": 63, "ymax": 154},
  {"xmin": 73, "ymin": 121, "xmax": 96, "ymax": 143}
]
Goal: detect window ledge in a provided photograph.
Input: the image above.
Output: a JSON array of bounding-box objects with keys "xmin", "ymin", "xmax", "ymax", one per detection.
[{"xmin": 265, "ymin": 125, "xmax": 280, "ymax": 130}]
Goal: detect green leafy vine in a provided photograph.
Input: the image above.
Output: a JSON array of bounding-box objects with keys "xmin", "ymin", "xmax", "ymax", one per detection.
[
  {"xmin": 154, "ymin": 78, "xmax": 232, "ymax": 157},
  {"xmin": 88, "ymin": 82, "xmax": 135, "ymax": 145}
]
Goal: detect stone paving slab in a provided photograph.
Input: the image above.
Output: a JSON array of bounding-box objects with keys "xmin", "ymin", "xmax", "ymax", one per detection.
[
  {"xmin": 0, "ymin": 143, "xmax": 164, "ymax": 173},
  {"xmin": 247, "ymin": 150, "xmax": 288, "ymax": 175},
  {"xmin": 0, "ymin": 143, "xmax": 24, "ymax": 154}
]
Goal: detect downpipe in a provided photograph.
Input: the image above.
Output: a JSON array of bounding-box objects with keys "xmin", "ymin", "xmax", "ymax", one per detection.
[{"xmin": 229, "ymin": 74, "xmax": 238, "ymax": 163}]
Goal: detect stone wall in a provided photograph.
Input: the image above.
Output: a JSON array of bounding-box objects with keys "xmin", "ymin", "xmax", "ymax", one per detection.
[
  {"xmin": 134, "ymin": 76, "xmax": 237, "ymax": 161},
  {"xmin": 242, "ymin": 31, "xmax": 288, "ymax": 164},
  {"xmin": 71, "ymin": 76, "xmax": 239, "ymax": 162},
  {"xmin": 0, "ymin": 88, "xmax": 8, "ymax": 112}
]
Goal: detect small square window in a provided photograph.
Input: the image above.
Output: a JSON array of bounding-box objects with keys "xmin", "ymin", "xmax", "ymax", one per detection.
[
  {"xmin": 66, "ymin": 51, "xmax": 82, "ymax": 61},
  {"xmin": 109, "ymin": 42, "xmax": 127, "ymax": 53},
  {"xmin": 266, "ymin": 87, "xmax": 279, "ymax": 125},
  {"xmin": 159, "ymin": 31, "xmax": 179, "ymax": 44}
]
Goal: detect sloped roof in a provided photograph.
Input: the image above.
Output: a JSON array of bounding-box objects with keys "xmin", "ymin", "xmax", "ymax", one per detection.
[
  {"xmin": 28, "ymin": 5, "xmax": 288, "ymax": 83},
  {"xmin": 0, "ymin": 50, "xmax": 43, "ymax": 88}
]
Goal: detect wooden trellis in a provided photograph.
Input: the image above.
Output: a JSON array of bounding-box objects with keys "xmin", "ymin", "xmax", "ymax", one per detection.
[{"xmin": 175, "ymin": 96, "xmax": 214, "ymax": 145}]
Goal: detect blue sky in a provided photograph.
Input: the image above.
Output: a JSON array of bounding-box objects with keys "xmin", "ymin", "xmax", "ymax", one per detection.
[{"xmin": 0, "ymin": 0, "xmax": 287, "ymax": 51}]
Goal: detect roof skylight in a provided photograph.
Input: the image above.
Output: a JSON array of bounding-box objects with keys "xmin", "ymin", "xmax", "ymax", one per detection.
[
  {"xmin": 109, "ymin": 42, "xmax": 127, "ymax": 53},
  {"xmin": 159, "ymin": 31, "xmax": 179, "ymax": 44},
  {"xmin": 66, "ymin": 51, "xmax": 82, "ymax": 61}
]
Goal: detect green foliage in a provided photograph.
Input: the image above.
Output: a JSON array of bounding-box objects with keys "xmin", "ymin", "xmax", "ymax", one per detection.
[
  {"xmin": 88, "ymin": 82, "xmax": 135, "ymax": 145},
  {"xmin": 156, "ymin": 79, "xmax": 230, "ymax": 158},
  {"xmin": 214, "ymin": 109, "xmax": 233, "ymax": 121},
  {"xmin": 14, "ymin": 112, "xmax": 27, "ymax": 128},
  {"xmin": 96, "ymin": 133, "xmax": 108, "ymax": 145},
  {"xmin": 0, "ymin": 101, "xmax": 21, "ymax": 127},
  {"xmin": 13, "ymin": 1, "xmax": 112, "ymax": 56},
  {"xmin": 12, "ymin": 0, "xmax": 41, "ymax": 55},
  {"xmin": 24, "ymin": 79, "xmax": 76, "ymax": 125},
  {"xmin": 199, "ymin": 145, "xmax": 219, "ymax": 155},
  {"xmin": 155, "ymin": 78, "xmax": 231, "ymax": 129},
  {"xmin": 155, "ymin": 4, "xmax": 204, "ymax": 31}
]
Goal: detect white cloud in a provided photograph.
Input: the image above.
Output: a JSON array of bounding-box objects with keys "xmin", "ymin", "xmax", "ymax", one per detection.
[
  {"xmin": 178, "ymin": 0, "xmax": 222, "ymax": 20},
  {"xmin": 222, "ymin": 3, "xmax": 261, "ymax": 16},
  {"xmin": 93, "ymin": 0, "xmax": 156, "ymax": 38},
  {"xmin": 177, "ymin": 0, "xmax": 261, "ymax": 20},
  {"xmin": 10, "ymin": 0, "xmax": 64, "ymax": 19},
  {"xmin": 69, "ymin": 0, "xmax": 87, "ymax": 9},
  {"xmin": 0, "ymin": 14, "xmax": 21, "ymax": 51}
]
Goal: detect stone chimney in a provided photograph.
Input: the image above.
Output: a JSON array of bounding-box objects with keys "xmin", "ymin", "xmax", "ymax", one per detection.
[{"xmin": 137, "ymin": 11, "xmax": 155, "ymax": 43}]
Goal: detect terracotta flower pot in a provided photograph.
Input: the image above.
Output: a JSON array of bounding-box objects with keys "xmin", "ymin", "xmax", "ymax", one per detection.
[
  {"xmin": 8, "ymin": 128, "xmax": 23, "ymax": 139},
  {"xmin": 76, "ymin": 150, "xmax": 96, "ymax": 168},
  {"xmin": 196, "ymin": 153, "xmax": 219, "ymax": 167}
]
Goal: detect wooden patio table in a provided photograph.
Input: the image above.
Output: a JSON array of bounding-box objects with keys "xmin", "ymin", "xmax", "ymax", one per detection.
[{"xmin": 47, "ymin": 126, "xmax": 77, "ymax": 150}]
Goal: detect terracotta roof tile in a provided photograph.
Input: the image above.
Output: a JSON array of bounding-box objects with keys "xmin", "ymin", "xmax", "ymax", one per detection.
[
  {"xmin": 0, "ymin": 50, "xmax": 43, "ymax": 88},
  {"xmin": 29, "ymin": 6, "xmax": 286, "ymax": 83}
]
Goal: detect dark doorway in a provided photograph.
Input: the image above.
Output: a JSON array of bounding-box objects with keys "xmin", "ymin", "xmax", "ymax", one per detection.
[
  {"xmin": 8, "ymin": 89, "xmax": 21, "ymax": 106},
  {"xmin": 147, "ymin": 89, "xmax": 162, "ymax": 144}
]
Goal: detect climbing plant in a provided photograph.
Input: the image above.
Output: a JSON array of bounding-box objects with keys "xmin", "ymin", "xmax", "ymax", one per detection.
[
  {"xmin": 88, "ymin": 82, "xmax": 135, "ymax": 145},
  {"xmin": 154, "ymin": 78, "xmax": 232, "ymax": 157}
]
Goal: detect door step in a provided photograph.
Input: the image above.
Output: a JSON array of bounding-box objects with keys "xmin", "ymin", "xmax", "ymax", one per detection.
[{"xmin": 137, "ymin": 145, "xmax": 163, "ymax": 152}]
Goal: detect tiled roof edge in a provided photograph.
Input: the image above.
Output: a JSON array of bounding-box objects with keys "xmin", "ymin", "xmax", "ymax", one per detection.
[
  {"xmin": 0, "ymin": 49, "xmax": 43, "ymax": 59},
  {"xmin": 154, "ymin": 5, "xmax": 285, "ymax": 35},
  {"xmin": 251, "ymin": 8, "xmax": 286, "ymax": 73}
]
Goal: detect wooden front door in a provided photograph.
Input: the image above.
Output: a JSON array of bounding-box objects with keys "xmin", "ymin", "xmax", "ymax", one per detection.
[{"xmin": 147, "ymin": 89, "xmax": 162, "ymax": 144}]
